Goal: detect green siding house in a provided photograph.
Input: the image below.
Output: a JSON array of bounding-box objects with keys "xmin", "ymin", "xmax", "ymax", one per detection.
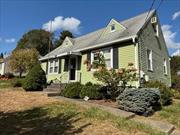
[{"xmin": 39, "ymin": 10, "xmax": 171, "ymax": 87}]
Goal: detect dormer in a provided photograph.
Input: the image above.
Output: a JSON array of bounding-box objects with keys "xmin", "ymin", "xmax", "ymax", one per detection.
[
  {"xmin": 61, "ymin": 37, "xmax": 74, "ymax": 46},
  {"xmin": 102, "ymin": 19, "xmax": 126, "ymax": 35}
]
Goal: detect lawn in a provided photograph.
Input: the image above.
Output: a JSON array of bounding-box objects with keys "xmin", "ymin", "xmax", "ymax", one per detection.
[
  {"xmin": 151, "ymin": 99, "xmax": 180, "ymax": 129},
  {"xmin": 0, "ymin": 79, "xmax": 12, "ymax": 89},
  {"xmin": 0, "ymin": 89, "xmax": 165, "ymax": 135}
]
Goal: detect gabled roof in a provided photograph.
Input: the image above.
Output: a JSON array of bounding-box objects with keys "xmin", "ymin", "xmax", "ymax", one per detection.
[{"xmin": 40, "ymin": 9, "xmax": 155, "ymax": 61}]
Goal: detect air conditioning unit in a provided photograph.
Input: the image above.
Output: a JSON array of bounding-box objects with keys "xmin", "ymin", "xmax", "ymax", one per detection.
[{"xmin": 151, "ymin": 17, "xmax": 157, "ymax": 24}]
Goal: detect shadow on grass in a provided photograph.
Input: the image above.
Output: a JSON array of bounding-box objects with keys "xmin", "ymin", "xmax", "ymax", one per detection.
[{"xmin": 0, "ymin": 107, "xmax": 91, "ymax": 135}]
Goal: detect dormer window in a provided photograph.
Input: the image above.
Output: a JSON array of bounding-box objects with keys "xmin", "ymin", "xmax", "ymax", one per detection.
[{"xmin": 111, "ymin": 24, "xmax": 115, "ymax": 32}]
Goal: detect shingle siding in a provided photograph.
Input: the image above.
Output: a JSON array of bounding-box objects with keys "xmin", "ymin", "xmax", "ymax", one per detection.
[{"xmin": 138, "ymin": 14, "xmax": 171, "ymax": 86}]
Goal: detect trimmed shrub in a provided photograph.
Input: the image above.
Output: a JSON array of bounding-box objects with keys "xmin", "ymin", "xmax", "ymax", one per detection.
[
  {"xmin": 145, "ymin": 80, "xmax": 172, "ymax": 106},
  {"xmin": 23, "ymin": 64, "xmax": 46, "ymax": 91},
  {"xmin": 85, "ymin": 82, "xmax": 93, "ymax": 86},
  {"xmin": 117, "ymin": 88, "xmax": 161, "ymax": 116},
  {"xmin": 80, "ymin": 84, "xmax": 102, "ymax": 99},
  {"xmin": 11, "ymin": 78, "xmax": 24, "ymax": 87},
  {"xmin": 61, "ymin": 82, "xmax": 83, "ymax": 98}
]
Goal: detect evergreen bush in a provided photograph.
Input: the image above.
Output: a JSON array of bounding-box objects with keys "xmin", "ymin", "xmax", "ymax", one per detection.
[
  {"xmin": 23, "ymin": 64, "xmax": 46, "ymax": 91},
  {"xmin": 116, "ymin": 88, "xmax": 161, "ymax": 116}
]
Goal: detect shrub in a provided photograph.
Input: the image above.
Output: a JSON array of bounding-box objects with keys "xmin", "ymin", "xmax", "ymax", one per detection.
[
  {"xmin": 11, "ymin": 78, "xmax": 24, "ymax": 87},
  {"xmin": 4, "ymin": 72, "xmax": 14, "ymax": 79},
  {"xmin": 23, "ymin": 64, "xmax": 46, "ymax": 91},
  {"xmin": 80, "ymin": 84, "xmax": 102, "ymax": 99},
  {"xmin": 171, "ymin": 89, "xmax": 180, "ymax": 99},
  {"xmin": 61, "ymin": 82, "xmax": 83, "ymax": 98},
  {"xmin": 117, "ymin": 88, "xmax": 161, "ymax": 116},
  {"xmin": 145, "ymin": 80, "xmax": 172, "ymax": 106},
  {"xmin": 85, "ymin": 82, "xmax": 93, "ymax": 86}
]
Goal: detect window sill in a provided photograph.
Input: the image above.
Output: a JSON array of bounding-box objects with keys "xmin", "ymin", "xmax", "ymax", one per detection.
[{"xmin": 147, "ymin": 69, "xmax": 153, "ymax": 72}]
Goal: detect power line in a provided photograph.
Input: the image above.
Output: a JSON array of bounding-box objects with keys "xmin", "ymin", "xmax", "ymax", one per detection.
[
  {"xmin": 156, "ymin": 0, "xmax": 164, "ymax": 11},
  {"xmin": 145, "ymin": 0, "xmax": 156, "ymax": 22}
]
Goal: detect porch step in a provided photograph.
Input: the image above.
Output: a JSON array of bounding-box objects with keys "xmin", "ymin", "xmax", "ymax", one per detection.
[
  {"xmin": 44, "ymin": 88, "xmax": 60, "ymax": 92},
  {"xmin": 44, "ymin": 91, "xmax": 60, "ymax": 97}
]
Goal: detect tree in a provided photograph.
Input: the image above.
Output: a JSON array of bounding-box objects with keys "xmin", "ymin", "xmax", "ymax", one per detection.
[
  {"xmin": 54, "ymin": 30, "xmax": 73, "ymax": 48},
  {"xmin": 0, "ymin": 53, "xmax": 3, "ymax": 58},
  {"xmin": 170, "ymin": 56, "xmax": 180, "ymax": 91},
  {"xmin": 23, "ymin": 63, "xmax": 46, "ymax": 91},
  {"xmin": 9, "ymin": 48, "xmax": 39, "ymax": 77},
  {"xmin": 15, "ymin": 29, "xmax": 53, "ymax": 56}
]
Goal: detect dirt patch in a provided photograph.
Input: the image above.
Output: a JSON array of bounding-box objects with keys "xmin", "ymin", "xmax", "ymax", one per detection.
[{"xmin": 0, "ymin": 89, "xmax": 57, "ymax": 113}]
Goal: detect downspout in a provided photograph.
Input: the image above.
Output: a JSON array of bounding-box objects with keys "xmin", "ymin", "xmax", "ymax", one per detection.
[{"xmin": 132, "ymin": 36, "xmax": 140, "ymax": 88}]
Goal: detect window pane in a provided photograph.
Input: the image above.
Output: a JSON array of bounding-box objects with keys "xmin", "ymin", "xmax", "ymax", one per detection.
[
  {"xmin": 54, "ymin": 67, "xmax": 58, "ymax": 72},
  {"xmin": 50, "ymin": 67, "xmax": 53, "ymax": 73},
  {"xmin": 105, "ymin": 59, "xmax": 111, "ymax": 68}
]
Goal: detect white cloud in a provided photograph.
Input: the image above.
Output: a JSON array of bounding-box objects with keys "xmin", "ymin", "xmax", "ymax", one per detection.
[
  {"xmin": 43, "ymin": 16, "xmax": 81, "ymax": 34},
  {"xmin": 162, "ymin": 24, "xmax": 180, "ymax": 49},
  {"xmin": 5, "ymin": 38, "xmax": 16, "ymax": 43},
  {"xmin": 171, "ymin": 49, "xmax": 180, "ymax": 56},
  {"xmin": 172, "ymin": 11, "xmax": 180, "ymax": 20}
]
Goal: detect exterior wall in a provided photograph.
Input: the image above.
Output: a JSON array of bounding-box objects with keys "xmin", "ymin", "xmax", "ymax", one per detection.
[
  {"xmin": 0, "ymin": 62, "xmax": 5, "ymax": 75},
  {"xmin": 118, "ymin": 44, "xmax": 135, "ymax": 68},
  {"xmin": 138, "ymin": 14, "xmax": 171, "ymax": 86}
]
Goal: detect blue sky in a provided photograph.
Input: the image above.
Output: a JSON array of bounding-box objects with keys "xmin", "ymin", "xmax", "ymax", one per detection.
[{"xmin": 0, "ymin": 0, "xmax": 180, "ymax": 55}]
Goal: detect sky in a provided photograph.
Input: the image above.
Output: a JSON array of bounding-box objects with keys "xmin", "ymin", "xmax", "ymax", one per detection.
[{"xmin": 0, "ymin": 0, "xmax": 180, "ymax": 56}]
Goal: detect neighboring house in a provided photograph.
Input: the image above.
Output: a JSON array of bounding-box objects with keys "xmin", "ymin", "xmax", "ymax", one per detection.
[
  {"xmin": 0, "ymin": 59, "xmax": 5, "ymax": 75},
  {"xmin": 40, "ymin": 9, "xmax": 171, "ymax": 87}
]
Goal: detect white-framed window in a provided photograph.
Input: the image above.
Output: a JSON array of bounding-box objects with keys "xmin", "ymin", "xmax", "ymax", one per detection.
[
  {"xmin": 152, "ymin": 23, "xmax": 159, "ymax": 37},
  {"xmin": 49, "ymin": 59, "xmax": 59, "ymax": 73},
  {"xmin": 147, "ymin": 49, "xmax": 153, "ymax": 71},
  {"xmin": 163, "ymin": 59, "xmax": 167, "ymax": 75},
  {"xmin": 91, "ymin": 47, "xmax": 113, "ymax": 68},
  {"xmin": 110, "ymin": 24, "xmax": 115, "ymax": 32}
]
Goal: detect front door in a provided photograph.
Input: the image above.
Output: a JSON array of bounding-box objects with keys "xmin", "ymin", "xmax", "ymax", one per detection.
[{"xmin": 69, "ymin": 57, "xmax": 76, "ymax": 81}]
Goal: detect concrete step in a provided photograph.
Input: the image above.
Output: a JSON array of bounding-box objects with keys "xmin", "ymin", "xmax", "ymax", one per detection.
[{"xmin": 44, "ymin": 88, "xmax": 60, "ymax": 92}]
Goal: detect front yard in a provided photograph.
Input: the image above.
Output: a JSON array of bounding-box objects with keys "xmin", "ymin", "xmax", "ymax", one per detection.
[{"xmin": 0, "ymin": 88, "xmax": 167, "ymax": 135}]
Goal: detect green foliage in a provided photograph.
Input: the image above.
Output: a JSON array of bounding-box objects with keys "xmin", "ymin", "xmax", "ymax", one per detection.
[
  {"xmin": 11, "ymin": 78, "xmax": 24, "ymax": 87},
  {"xmin": 54, "ymin": 30, "xmax": 73, "ymax": 48},
  {"xmin": 15, "ymin": 29, "xmax": 52, "ymax": 56},
  {"xmin": 170, "ymin": 56, "xmax": 180, "ymax": 91},
  {"xmin": 23, "ymin": 64, "xmax": 46, "ymax": 91},
  {"xmin": 9, "ymin": 48, "xmax": 39, "ymax": 77},
  {"xmin": 144, "ymin": 80, "xmax": 172, "ymax": 106},
  {"xmin": 117, "ymin": 88, "xmax": 161, "ymax": 116},
  {"xmin": 0, "ymin": 53, "xmax": 3, "ymax": 58},
  {"xmin": 92, "ymin": 54, "xmax": 137, "ymax": 99},
  {"xmin": 85, "ymin": 81, "xmax": 93, "ymax": 86},
  {"xmin": 171, "ymin": 89, "xmax": 180, "ymax": 99},
  {"xmin": 4, "ymin": 72, "xmax": 14, "ymax": 79},
  {"xmin": 61, "ymin": 82, "xmax": 83, "ymax": 98},
  {"xmin": 80, "ymin": 83, "xmax": 102, "ymax": 99}
]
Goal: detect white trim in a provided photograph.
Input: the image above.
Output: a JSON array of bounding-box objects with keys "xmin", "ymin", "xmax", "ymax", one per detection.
[
  {"xmin": 147, "ymin": 49, "xmax": 153, "ymax": 71},
  {"xmin": 48, "ymin": 59, "xmax": 59, "ymax": 74},
  {"xmin": 163, "ymin": 58, "xmax": 168, "ymax": 75},
  {"xmin": 110, "ymin": 47, "xmax": 113, "ymax": 68}
]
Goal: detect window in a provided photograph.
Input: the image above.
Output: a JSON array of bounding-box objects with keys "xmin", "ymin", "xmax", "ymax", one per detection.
[
  {"xmin": 163, "ymin": 59, "xmax": 167, "ymax": 75},
  {"xmin": 49, "ymin": 59, "xmax": 59, "ymax": 73},
  {"xmin": 152, "ymin": 24, "xmax": 159, "ymax": 37},
  {"xmin": 91, "ymin": 48, "xmax": 113, "ymax": 68},
  {"xmin": 147, "ymin": 49, "xmax": 153, "ymax": 71},
  {"xmin": 111, "ymin": 24, "xmax": 115, "ymax": 32},
  {"xmin": 54, "ymin": 59, "xmax": 59, "ymax": 72}
]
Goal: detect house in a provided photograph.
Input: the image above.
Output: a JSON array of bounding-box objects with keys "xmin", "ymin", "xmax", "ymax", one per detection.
[
  {"xmin": 0, "ymin": 59, "xmax": 5, "ymax": 75},
  {"xmin": 39, "ymin": 9, "xmax": 171, "ymax": 87}
]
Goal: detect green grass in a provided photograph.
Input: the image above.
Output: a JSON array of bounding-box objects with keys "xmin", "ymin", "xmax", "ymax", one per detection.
[
  {"xmin": 157, "ymin": 101, "xmax": 180, "ymax": 128},
  {"xmin": 0, "ymin": 102, "xmax": 165, "ymax": 135},
  {"xmin": 0, "ymin": 79, "xmax": 12, "ymax": 89},
  {"xmin": 84, "ymin": 107, "xmax": 165, "ymax": 135}
]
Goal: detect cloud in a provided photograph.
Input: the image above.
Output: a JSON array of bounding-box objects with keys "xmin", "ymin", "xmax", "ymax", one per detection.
[
  {"xmin": 171, "ymin": 49, "xmax": 180, "ymax": 56},
  {"xmin": 172, "ymin": 11, "xmax": 180, "ymax": 20},
  {"xmin": 43, "ymin": 16, "xmax": 81, "ymax": 34},
  {"xmin": 4, "ymin": 38, "xmax": 16, "ymax": 43},
  {"xmin": 161, "ymin": 24, "xmax": 180, "ymax": 49}
]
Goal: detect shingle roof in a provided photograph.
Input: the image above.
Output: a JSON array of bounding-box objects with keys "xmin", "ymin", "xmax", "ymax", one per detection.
[{"xmin": 40, "ymin": 9, "xmax": 155, "ymax": 60}]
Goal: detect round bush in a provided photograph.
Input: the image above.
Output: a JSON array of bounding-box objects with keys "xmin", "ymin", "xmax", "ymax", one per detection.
[
  {"xmin": 61, "ymin": 82, "xmax": 83, "ymax": 98},
  {"xmin": 80, "ymin": 84, "xmax": 102, "ymax": 99},
  {"xmin": 23, "ymin": 64, "xmax": 46, "ymax": 91},
  {"xmin": 116, "ymin": 88, "xmax": 161, "ymax": 116}
]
